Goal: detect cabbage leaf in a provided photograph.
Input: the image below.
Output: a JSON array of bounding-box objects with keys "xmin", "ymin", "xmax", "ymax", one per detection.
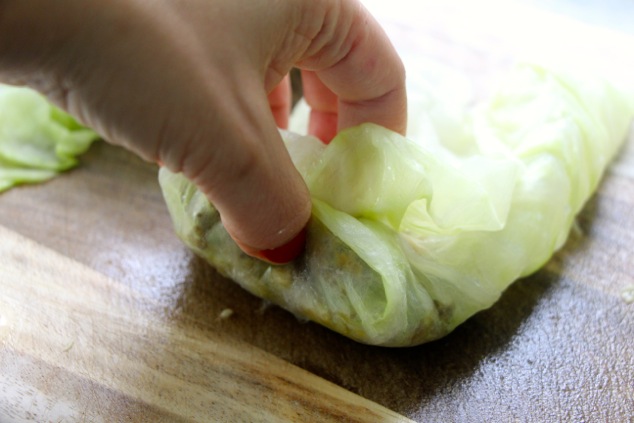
[
  {"xmin": 159, "ymin": 63, "xmax": 634, "ymax": 346},
  {"xmin": 0, "ymin": 84, "xmax": 98, "ymax": 192}
]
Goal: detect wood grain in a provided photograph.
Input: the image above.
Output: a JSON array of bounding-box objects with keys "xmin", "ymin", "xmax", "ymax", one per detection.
[
  {"xmin": 0, "ymin": 225, "xmax": 412, "ymax": 422},
  {"xmin": 0, "ymin": 1, "xmax": 633, "ymax": 421}
]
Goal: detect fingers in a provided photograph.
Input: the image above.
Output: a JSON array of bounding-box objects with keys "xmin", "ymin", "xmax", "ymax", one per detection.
[
  {"xmin": 301, "ymin": 70, "xmax": 338, "ymax": 142},
  {"xmin": 215, "ymin": 0, "xmax": 406, "ymax": 259},
  {"xmin": 267, "ymin": 74, "xmax": 291, "ymax": 129},
  {"xmin": 174, "ymin": 75, "xmax": 312, "ymax": 261},
  {"xmin": 298, "ymin": 0, "xmax": 407, "ymax": 137}
]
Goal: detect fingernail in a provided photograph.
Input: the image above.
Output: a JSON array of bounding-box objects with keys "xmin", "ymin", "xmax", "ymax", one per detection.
[{"xmin": 254, "ymin": 226, "xmax": 307, "ymax": 265}]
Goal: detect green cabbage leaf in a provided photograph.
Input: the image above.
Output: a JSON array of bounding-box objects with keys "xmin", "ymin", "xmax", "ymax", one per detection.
[
  {"xmin": 160, "ymin": 63, "xmax": 634, "ymax": 346},
  {"xmin": 0, "ymin": 84, "xmax": 98, "ymax": 192}
]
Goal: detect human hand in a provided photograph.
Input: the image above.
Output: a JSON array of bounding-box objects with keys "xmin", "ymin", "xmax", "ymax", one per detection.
[{"xmin": 0, "ymin": 0, "xmax": 406, "ymax": 262}]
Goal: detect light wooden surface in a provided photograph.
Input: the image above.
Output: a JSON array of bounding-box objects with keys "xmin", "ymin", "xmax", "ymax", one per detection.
[
  {"xmin": 1, "ymin": 1, "xmax": 634, "ymax": 421},
  {"xmin": 0, "ymin": 225, "xmax": 412, "ymax": 422}
]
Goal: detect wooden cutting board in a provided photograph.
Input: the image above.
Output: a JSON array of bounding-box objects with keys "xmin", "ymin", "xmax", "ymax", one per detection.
[
  {"xmin": 0, "ymin": 225, "xmax": 411, "ymax": 422},
  {"xmin": 1, "ymin": 1, "xmax": 633, "ymax": 421}
]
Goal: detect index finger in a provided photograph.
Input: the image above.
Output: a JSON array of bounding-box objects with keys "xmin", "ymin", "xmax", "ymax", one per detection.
[{"xmin": 297, "ymin": 0, "xmax": 407, "ymax": 136}]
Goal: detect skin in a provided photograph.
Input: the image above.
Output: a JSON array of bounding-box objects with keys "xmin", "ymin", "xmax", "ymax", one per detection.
[{"xmin": 0, "ymin": 0, "xmax": 406, "ymax": 261}]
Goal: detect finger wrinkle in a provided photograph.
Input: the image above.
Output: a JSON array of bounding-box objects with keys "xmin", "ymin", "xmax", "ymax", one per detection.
[{"xmin": 296, "ymin": 0, "xmax": 355, "ymax": 69}]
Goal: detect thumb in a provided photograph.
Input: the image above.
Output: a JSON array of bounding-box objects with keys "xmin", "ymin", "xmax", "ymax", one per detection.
[{"xmin": 171, "ymin": 77, "xmax": 311, "ymax": 264}]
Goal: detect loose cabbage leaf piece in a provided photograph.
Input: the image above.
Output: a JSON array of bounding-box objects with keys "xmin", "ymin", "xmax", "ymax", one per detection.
[
  {"xmin": 0, "ymin": 85, "xmax": 98, "ymax": 192},
  {"xmin": 160, "ymin": 63, "xmax": 634, "ymax": 346}
]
